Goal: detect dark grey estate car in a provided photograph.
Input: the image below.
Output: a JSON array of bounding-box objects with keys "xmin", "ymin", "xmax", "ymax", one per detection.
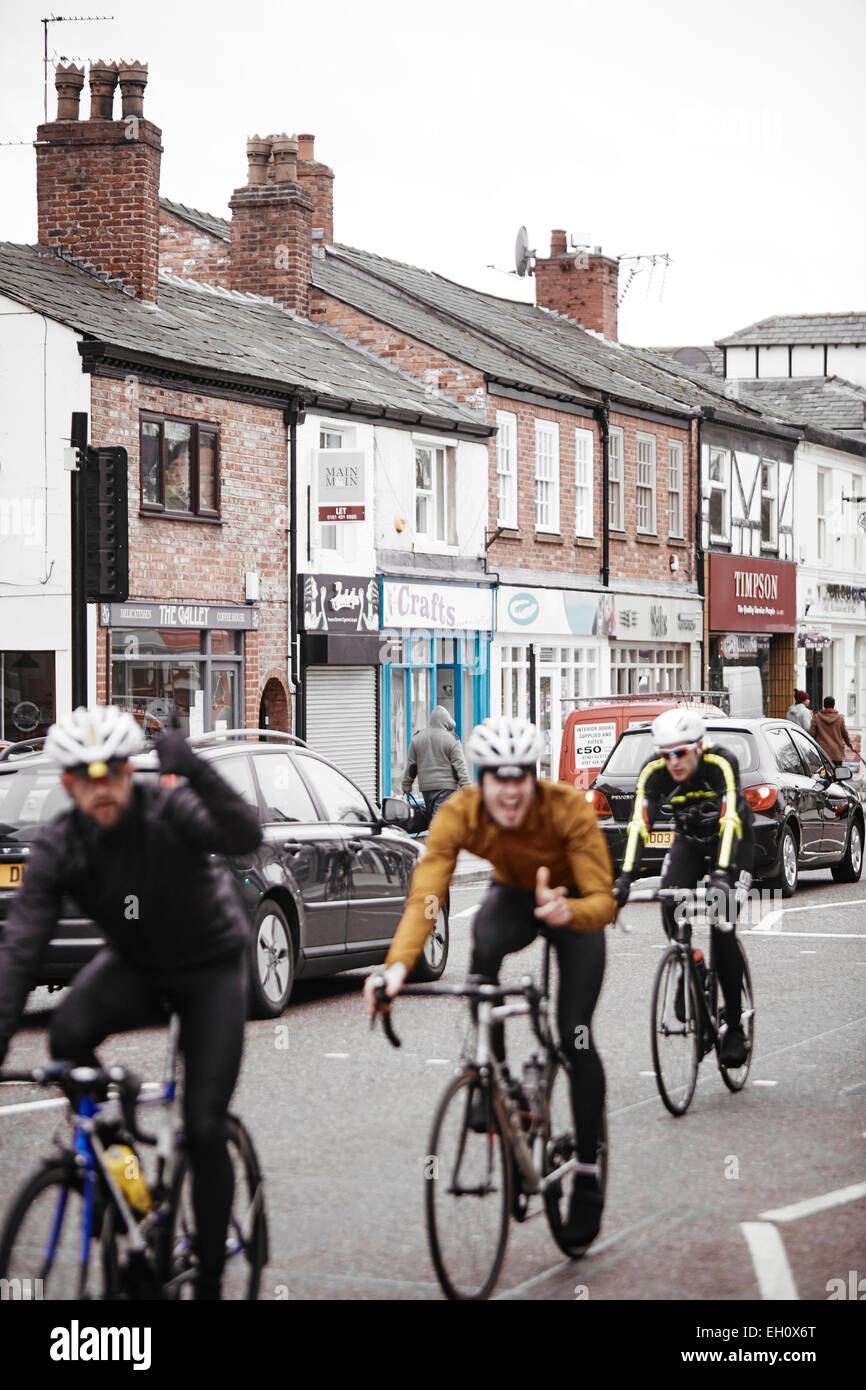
[
  {"xmin": 0, "ymin": 731, "xmax": 446, "ymax": 1018},
  {"xmin": 588, "ymin": 718, "xmax": 864, "ymax": 896}
]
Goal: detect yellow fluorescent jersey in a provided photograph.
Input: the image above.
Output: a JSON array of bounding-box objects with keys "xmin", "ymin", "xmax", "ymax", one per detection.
[{"xmin": 385, "ymin": 781, "xmax": 617, "ymax": 973}]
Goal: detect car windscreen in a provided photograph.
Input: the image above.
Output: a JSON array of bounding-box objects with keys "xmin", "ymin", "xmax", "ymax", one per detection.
[
  {"xmin": 0, "ymin": 766, "xmax": 72, "ymax": 841},
  {"xmin": 600, "ymin": 728, "xmax": 758, "ymax": 778}
]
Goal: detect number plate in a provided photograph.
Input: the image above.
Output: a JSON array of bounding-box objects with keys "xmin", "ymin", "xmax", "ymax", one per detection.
[
  {"xmin": 0, "ymin": 863, "xmax": 26, "ymax": 889},
  {"xmin": 647, "ymin": 831, "xmax": 674, "ymax": 847}
]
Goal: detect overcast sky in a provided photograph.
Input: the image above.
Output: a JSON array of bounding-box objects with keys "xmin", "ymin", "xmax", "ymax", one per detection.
[{"xmin": 2, "ymin": 0, "xmax": 864, "ymax": 347}]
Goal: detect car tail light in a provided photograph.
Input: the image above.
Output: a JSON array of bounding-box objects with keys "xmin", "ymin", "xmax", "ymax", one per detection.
[
  {"xmin": 744, "ymin": 784, "xmax": 778, "ymax": 812},
  {"xmin": 586, "ymin": 789, "xmax": 613, "ymax": 817}
]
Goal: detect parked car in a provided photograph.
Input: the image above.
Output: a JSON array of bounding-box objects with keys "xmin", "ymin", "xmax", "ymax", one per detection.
[
  {"xmin": 0, "ymin": 731, "xmax": 446, "ymax": 1018},
  {"xmin": 586, "ymin": 717, "xmax": 864, "ymax": 896},
  {"xmin": 558, "ymin": 694, "xmax": 728, "ymax": 791}
]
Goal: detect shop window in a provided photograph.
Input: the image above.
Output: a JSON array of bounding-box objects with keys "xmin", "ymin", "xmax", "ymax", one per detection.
[
  {"xmin": 0, "ymin": 651, "xmax": 56, "ymax": 742},
  {"xmin": 668, "ymin": 442, "xmax": 684, "ymax": 538},
  {"xmin": 415, "ymin": 444, "xmax": 457, "ymax": 545},
  {"xmin": 636, "ymin": 434, "xmax": 657, "ymax": 534},
  {"xmin": 534, "ymin": 421, "xmax": 560, "ymax": 533},
  {"xmin": 707, "ymin": 447, "xmax": 730, "ymax": 543},
  {"xmin": 608, "ymin": 427, "xmax": 624, "ymax": 530},
  {"xmin": 761, "ymin": 459, "xmax": 778, "ymax": 549},
  {"xmin": 496, "ymin": 411, "xmax": 517, "ymax": 528},
  {"xmin": 574, "ymin": 428, "xmax": 594, "ymax": 538},
  {"xmin": 110, "ymin": 627, "xmax": 242, "ymax": 737},
  {"xmin": 140, "ymin": 413, "xmax": 219, "ymax": 519}
]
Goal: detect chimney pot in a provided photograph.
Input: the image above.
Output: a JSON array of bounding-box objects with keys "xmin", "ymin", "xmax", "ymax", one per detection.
[
  {"xmin": 272, "ymin": 133, "xmax": 299, "ymax": 184},
  {"xmin": 54, "ymin": 63, "xmax": 85, "ymax": 120},
  {"xmin": 297, "ymin": 133, "xmax": 315, "ymax": 161},
  {"xmin": 117, "ymin": 60, "xmax": 148, "ymax": 118},
  {"xmin": 88, "ymin": 61, "xmax": 118, "ymax": 120},
  {"xmin": 246, "ymin": 135, "xmax": 271, "ymax": 185},
  {"xmin": 551, "ymin": 229, "xmax": 568, "ymax": 256}
]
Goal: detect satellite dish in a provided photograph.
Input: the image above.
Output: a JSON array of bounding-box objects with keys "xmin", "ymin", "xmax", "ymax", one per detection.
[
  {"xmin": 514, "ymin": 226, "xmax": 535, "ymax": 277},
  {"xmin": 858, "ymin": 511, "xmax": 866, "ymax": 532}
]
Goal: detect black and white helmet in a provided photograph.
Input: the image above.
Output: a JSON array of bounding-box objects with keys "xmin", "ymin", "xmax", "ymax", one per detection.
[
  {"xmin": 651, "ymin": 707, "xmax": 706, "ymax": 752},
  {"xmin": 467, "ymin": 716, "xmax": 542, "ymax": 777},
  {"xmin": 45, "ymin": 705, "xmax": 144, "ymax": 777}
]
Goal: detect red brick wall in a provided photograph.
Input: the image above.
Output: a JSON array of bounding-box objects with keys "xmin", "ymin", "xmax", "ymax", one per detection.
[
  {"xmin": 90, "ymin": 375, "xmax": 290, "ymax": 729},
  {"xmin": 36, "ymin": 118, "xmax": 162, "ymax": 302},
  {"xmin": 534, "ymin": 245, "xmax": 618, "ymax": 341},
  {"xmin": 607, "ymin": 411, "xmax": 695, "ymax": 583},
  {"xmin": 159, "ymin": 209, "xmax": 231, "ymax": 287},
  {"xmin": 229, "ymin": 183, "xmax": 313, "ymax": 314}
]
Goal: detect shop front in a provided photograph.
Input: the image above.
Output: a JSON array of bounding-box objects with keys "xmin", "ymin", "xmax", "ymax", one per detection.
[
  {"xmin": 299, "ymin": 572, "xmax": 380, "ymax": 802},
  {"xmin": 494, "ymin": 585, "xmax": 703, "ymax": 780},
  {"xmin": 101, "ymin": 600, "xmax": 257, "ymax": 739},
  {"xmin": 706, "ymin": 555, "xmax": 797, "ymax": 717},
  {"xmin": 797, "ymin": 582, "xmax": 866, "ymax": 727},
  {"xmin": 0, "ymin": 651, "xmax": 56, "ymax": 743},
  {"xmin": 380, "ymin": 577, "xmax": 493, "ymax": 797}
]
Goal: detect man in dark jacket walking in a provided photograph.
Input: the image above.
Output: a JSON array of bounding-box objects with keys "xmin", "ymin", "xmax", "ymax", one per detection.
[
  {"xmin": 0, "ymin": 705, "xmax": 263, "ymax": 1299},
  {"xmin": 810, "ymin": 696, "xmax": 855, "ymax": 769},
  {"xmin": 402, "ymin": 704, "xmax": 470, "ymax": 821}
]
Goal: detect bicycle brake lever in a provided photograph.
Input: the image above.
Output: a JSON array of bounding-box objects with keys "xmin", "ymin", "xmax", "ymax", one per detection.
[{"xmin": 369, "ymin": 975, "xmax": 402, "ymax": 1049}]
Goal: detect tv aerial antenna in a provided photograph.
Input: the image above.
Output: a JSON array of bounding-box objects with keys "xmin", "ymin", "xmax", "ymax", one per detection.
[
  {"xmin": 616, "ymin": 252, "xmax": 673, "ymax": 305},
  {"xmin": 41, "ymin": 14, "xmax": 115, "ymax": 122}
]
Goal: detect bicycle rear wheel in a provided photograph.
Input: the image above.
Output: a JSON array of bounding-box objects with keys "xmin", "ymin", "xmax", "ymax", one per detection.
[
  {"xmin": 543, "ymin": 1058, "xmax": 608, "ymax": 1257},
  {"xmin": 425, "ymin": 1069, "xmax": 511, "ymax": 1301},
  {"xmin": 719, "ymin": 944, "xmax": 755, "ymax": 1093},
  {"xmin": 651, "ymin": 947, "xmax": 700, "ymax": 1116},
  {"xmin": 0, "ymin": 1163, "xmax": 109, "ymax": 1299},
  {"xmin": 158, "ymin": 1114, "xmax": 268, "ymax": 1300}
]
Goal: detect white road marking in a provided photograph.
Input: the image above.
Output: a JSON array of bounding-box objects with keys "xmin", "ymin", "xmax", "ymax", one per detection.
[
  {"xmin": 752, "ymin": 897, "xmax": 866, "ymax": 933},
  {"xmin": 759, "ymin": 1181, "xmax": 866, "ymax": 1224},
  {"xmin": 324, "ymin": 1052, "xmax": 349, "ymax": 1059},
  {"xmin": 800, "ymin": 950, "xmax": 817, "ymax": 954},
  {"xmin": 740, "ymin": 1222, "xmax": 798, "ymax": 1300},
  {"xmin": 451, "ymin": 906, "xmax": 478, "ymax": 920},
  {"xmin": 425, "ymin": 1059, "xmax": 450, "ymax": 1065},
  {"xmin": 0, "ymin": 1097, "xmax": 66, "ymax": 1116},
  {"xmin": 743, "ymin": 930, "xmax": 866, "ymax": 939},
  {"xmin": 752, "ymin": 1079, "xmax": 778, "ymax": 1086},
  {"xmin": 639, "ymin": 1070, "xmax": 656, "ymax": 1077},
  {"xmin": 752, "ymin": 909, "xmax": 784, "ymax": 932}
]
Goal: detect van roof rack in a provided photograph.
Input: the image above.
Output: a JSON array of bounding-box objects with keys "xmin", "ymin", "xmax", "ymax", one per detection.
[{"xmin": 562, "ymin": 690, "xmax": 730, "ymax": 713}]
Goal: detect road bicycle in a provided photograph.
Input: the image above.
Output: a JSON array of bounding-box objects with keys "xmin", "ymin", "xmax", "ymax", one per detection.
[
  {"xmin": 372, "ymin": 941, "xmax": 607, "ymax": 1301},
  {"xmin": 649, "ymin": 883, "xmax": 755, "ymax": 1116},
  {"xmin": 0, "ymin": 1012, "xmax": 268, "ymax": 1299}
]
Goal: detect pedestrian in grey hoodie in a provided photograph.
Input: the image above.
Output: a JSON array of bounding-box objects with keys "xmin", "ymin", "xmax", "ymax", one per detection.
[{"xmin": 402, "ymin": 705, "xmax": 470, "ymax": 821}]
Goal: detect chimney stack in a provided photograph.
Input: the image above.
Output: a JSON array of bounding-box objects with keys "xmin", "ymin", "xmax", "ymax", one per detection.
[
  {"xmin": 534, "ymin": 229, "xmax": 619, "ymax": 340},
  {"xmin": 295, "ymin": 133, "xmax": 334, "ymax": 246},
  {"xmin": 229, "ymin": 133, "xmax": 313, "ymax": 315},
  {"xmin": 36, "ymin": 59, "xmax": 163, "ymax": 302}
]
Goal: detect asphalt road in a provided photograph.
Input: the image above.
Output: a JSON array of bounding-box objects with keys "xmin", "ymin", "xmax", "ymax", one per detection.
[{"xmin": 1, "ymin": 869, "xmax": 864, "ymax": 1309}]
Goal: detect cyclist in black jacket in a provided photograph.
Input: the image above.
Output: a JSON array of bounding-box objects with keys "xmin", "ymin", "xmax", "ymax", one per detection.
[
  {"xmin": 0, "ymin": 705, "xmax": 263, "ymax": 1299},
  {"xmin": 612, "ymin": 709, "xmax": 754, "ymax": 1067}
]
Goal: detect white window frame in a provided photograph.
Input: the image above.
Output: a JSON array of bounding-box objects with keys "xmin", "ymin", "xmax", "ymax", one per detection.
[
  {"xmin": 760, "ymin": 457, "xmax": 778, "ymax": 550},
  {"xmin": 707, "ymin": 446, "xmax": 730, "ymax": 543},
  {"xmin": 608, "ymin": 426, "xmax": 624, "ymax": 530},
  {"xmin": 636, "ymin": 433, "xmax": 657, "ymax": 535},
  {"xmin": 574, "ymin": 427, "xmax": 594, "ymax": 538},
  {"xmin": 667, "ymin": 441, "xmax": 684, "ymax": 538},
  {"xmin": 816, "ymin": 468, "xmax": 828, "ymax": 562},
  {"xmin": 534, "ymin": 420, "xmax": 560, "ymax": 534},
  {"xmin": 496, "ymin": 411, "xmax": 518, "ymax": 529},
  {"xmin": 414, "ymin": 440, "xmax": 457, "ymax": 547}
]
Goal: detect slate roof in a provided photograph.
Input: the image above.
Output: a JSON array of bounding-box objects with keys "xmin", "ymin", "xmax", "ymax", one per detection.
[
  {"xmin": 160, "ymin": 198, "xmax": 231, "ymax": 243},
  {"xmin": 0, "ymin": 243, "xmax": 489, "ymax": 436},
  {"xmin": 319, "ymin": 244, "xmax": 770, "ymax": 423},
  {"xmin": 717, "ymin": 313, "xmax": 866, "ymax": 346},
  {"xmin": 731, "ymin": 377, "xmax": 866, "ymax": 436}
]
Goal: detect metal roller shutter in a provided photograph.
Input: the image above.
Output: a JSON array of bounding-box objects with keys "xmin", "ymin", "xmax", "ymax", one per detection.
[{"xmin": 304, "ymin": 666, "xmax": 378, "ymax": 803}]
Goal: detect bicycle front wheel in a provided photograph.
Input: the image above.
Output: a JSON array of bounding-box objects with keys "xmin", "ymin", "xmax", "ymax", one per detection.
[
  {"xmin": 719, "ymin": 943, "xmax": 755, "ymax": 1093},
  {"xmin": 543, "ymin": 1058, "xmax": 608, "ymax": 1257},
  {"xmin": 425, "ymin": 1069, "xmax": 511, "ymax": 1301},
  {"xmin": 651, "ymin": 947, "xmax": 700, "ymax": 1116},
  {"xmin": 0, "ymin": 1163, "xmax": 109, "ymax": 1300},
  {"xmin": 159, "ymin": 1114, "xmax": 268, "ymax": 1300}
]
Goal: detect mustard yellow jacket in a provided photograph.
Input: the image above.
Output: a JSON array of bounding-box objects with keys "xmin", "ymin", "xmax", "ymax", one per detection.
[{"xmin": 385, "ymin": 781, "xmax": 617, "ymax": 972}]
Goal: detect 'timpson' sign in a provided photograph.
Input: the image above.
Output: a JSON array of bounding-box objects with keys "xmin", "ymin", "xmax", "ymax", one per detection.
[{"xmin": 707, "ymin": 554, "xmax": 796, "ymax": 633}]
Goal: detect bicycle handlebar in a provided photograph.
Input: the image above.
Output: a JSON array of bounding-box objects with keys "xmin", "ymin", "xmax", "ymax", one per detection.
[
  {"xmin": 0, "ymin": 1062, "xmax": 157, "ymax": 1145},
  {"xmin": 369, "ymin": 973, "xmax": 549, "ymax": 1051}
]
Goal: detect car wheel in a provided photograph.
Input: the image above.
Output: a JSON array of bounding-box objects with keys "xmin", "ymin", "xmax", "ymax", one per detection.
[
  {"xmin": 767, "ymin": 824, "xmax": 799, "ymax": 898},
  {"xmin": 248, "ymin": 900, "xmax": 294, "ymax": 1018},
  {"xmin": 831, "ymin": 815, "xmax": 864, "ymax": 884},
  {"xmin": 408, "ymin": 899, "xmax": 449, "ymax": 982}
]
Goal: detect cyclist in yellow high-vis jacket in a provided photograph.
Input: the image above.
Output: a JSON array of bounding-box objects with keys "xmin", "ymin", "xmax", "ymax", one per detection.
[{"xmin": 612, "ymin": 709, "xmax": 755, "ymax": 1067}]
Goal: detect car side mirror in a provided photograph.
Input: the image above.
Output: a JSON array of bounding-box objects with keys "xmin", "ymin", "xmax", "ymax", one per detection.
[
  {"xmin": 381, "ymin": 796, "xmax": 411, "ymax": 827},
  {"xmin": 833, "ymin": 766, "xmax": 853, "ymax": 782}
]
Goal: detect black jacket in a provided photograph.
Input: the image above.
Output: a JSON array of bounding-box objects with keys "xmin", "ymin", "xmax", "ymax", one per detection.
[{"xmin": 0, "ymin": 751, "xmax": 263, "ymax": 1063}]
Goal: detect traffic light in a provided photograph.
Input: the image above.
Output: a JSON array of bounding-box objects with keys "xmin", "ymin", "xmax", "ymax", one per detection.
[{"xmin": 83, "ymin": 447, "xmax": 129, "ymax": 602}]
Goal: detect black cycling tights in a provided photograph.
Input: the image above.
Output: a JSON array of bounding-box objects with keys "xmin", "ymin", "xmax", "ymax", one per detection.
[
  {"xmin": 470, "ymin": 883, "xmax": 606, "ymax": 1164},
  {"xmin": 51, "ymin": 948, "xmax": 247, "ymax": 1300}
]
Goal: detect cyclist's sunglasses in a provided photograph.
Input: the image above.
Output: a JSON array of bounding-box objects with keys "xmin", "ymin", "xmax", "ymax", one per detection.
[
  {"xmin": 658, "ymin": 743, "xmax": 700, "ymax": 761},
  {"xmin": 68, "ymin": 758, "xmax": 130, "ymax": 781}
]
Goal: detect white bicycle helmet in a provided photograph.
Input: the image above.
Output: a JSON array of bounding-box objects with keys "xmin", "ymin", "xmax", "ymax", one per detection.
[
  {"xmin": 45, "ymin": 705, "xmax": 144, "ymax": 777},
  {"xmin": 651, "ymin": 707, "xmax": 706, "ymax": 751},
  {"xmin": 466, "ymin": 716, "xmax": 542, "ymax": 777}
]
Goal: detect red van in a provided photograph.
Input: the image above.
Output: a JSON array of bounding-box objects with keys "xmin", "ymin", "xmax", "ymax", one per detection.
[{"xmin": 558, "ymin": 694, "xmax": 728, "ymax": 792}]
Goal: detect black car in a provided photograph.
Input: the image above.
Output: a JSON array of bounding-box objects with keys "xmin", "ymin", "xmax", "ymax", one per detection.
[
  {"xmin": 587, "ymin": 718, "xmax": 864, "ymax": 896},
  {"xmin": 0, "ymin": 731, "xmax": 446, "ymax": 1018}
]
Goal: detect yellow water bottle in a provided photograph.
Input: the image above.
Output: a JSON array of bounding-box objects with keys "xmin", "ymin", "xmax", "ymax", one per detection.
[{"xmin": 105, "ymin": 1143, "xmax": 152, "ymax": 1213}]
